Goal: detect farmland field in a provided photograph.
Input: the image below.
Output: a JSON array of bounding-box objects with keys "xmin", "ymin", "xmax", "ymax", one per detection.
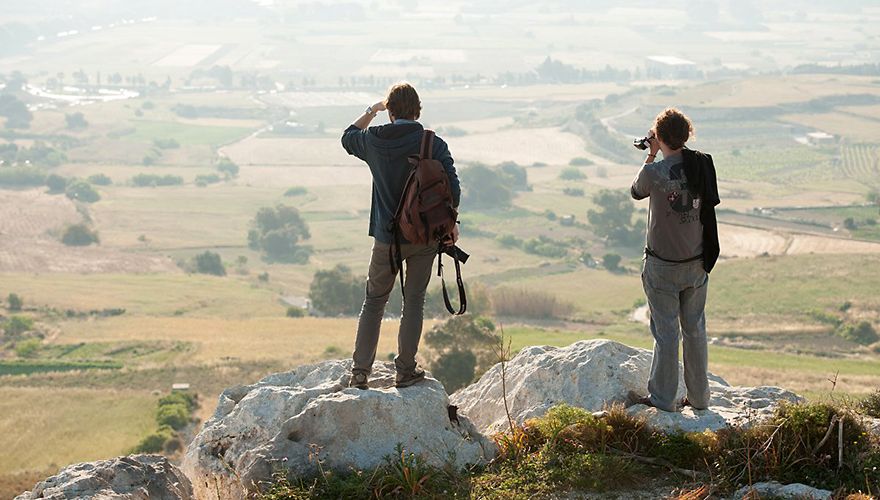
[{"xmin": 3, "ymin": 4, "xmax": 880, "ymax": 497}]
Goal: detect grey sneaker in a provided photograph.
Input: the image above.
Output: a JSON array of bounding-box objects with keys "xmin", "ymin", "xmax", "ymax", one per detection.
[
  {"xmin": 395, "ymin": 368, "xmax": 426, "ymax": 388},
  {"xmin": 349, "ymin": 372, "xmax": 368, "ymax": 390}
]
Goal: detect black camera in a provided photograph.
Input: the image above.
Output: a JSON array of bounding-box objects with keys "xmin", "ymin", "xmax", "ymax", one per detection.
[
  {"xmin": 633, "ymin": 136, "xmax": 651, "ymax": 150},
  {"xmin": 441, "ymin": 244, "xmax": 469, "ymax": 264}
]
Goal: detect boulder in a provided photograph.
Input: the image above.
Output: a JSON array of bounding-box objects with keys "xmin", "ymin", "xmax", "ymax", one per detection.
[
  {"xmin": 15, "ymin": 454, "xmax": 193, "ymax": 500},
  {"xmin": 451, "ymin": 339, "xmax": 802, "ymax": 434},
  {"xmin": 183, "ymin": 360, "xmax": 496, "ymax": 500},
  {"xmin": 731, "ymin": 481, "xmax": 832, "ymax": 500}
]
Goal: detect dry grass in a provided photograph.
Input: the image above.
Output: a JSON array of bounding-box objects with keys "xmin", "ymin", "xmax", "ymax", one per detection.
[
  {"xmin": 452, "ymin": 128, "xmax": 588, "ymax": 166},
  {"xmin": 220, "ymin": 136, "xmax": 362, "ymax": 167},
  {"xmin": 0, "ymin": 387, "xmax": 155, "ymax": 472},
  {"xmin": 0, "ymin": 272, "xmax": 284, "ymax": 317},
  {"xmin": 56, "ymin": 316, "xmax": 416, "ymax": 364}
]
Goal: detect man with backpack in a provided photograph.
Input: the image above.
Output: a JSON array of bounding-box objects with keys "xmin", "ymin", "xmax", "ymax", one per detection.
[{"xmin": 341, "ymin": 82, "xmax": 461, "ymax": 390}]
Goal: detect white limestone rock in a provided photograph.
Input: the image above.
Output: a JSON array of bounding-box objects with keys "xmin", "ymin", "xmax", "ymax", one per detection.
[
  {"xmin": 183, "ymin": 360, "xmax": 496, "ymax": 500},
  {"xmin": 732, "ymin": 481, "xmax": 832, "ymax": 500},
  {"xmin": 451, "ymin": 339, "xmax": 802, "ymax": 434},
  {"xmin": 15, "ymin": 454, "xmax": 193, "ymax": 500}
]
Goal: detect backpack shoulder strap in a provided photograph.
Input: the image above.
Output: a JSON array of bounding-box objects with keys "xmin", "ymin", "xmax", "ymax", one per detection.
[{"xmin": 420, "ymin": 129, "xmax": 435, "ymax": 160}]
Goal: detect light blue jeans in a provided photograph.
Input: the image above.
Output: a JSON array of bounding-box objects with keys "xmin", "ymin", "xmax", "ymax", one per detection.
[{"xmin": 641, "ymin": 255, "xmax": 711, "ymax": 412}]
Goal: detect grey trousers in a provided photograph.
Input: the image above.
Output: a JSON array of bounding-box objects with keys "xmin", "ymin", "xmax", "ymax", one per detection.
[
  {"xmin": 641, "ymin": 255, "xmax": 711, "ymax": 412},
  {"xmin": 352, "ymin": 239, "xmax": 436, "ymax": 375}
]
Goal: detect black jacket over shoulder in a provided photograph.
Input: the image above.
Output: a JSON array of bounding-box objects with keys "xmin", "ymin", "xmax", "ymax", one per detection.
[{"xmin": 682, "ymin": 149, "xmax": 721, "ymax": 273}]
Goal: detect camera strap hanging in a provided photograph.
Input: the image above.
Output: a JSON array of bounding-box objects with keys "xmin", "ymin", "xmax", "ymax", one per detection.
[{"xmin": 437, "ymin": 247, "xmax": 467, "ymax": 315}]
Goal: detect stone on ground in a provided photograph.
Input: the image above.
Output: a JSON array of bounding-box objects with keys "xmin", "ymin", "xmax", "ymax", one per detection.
[
  {"xmin": 183, "ymin": 360, "xmax": 496, "ymax": 500},
  {"xmin": 451, "ymin": 339, "xmax": 802, "ymax": 433},
  {"xmin": 732, "ymin": 481, "xmax": 832, "ymax": 499},
  {"xmin": 15, "ymin": 454, "xmax": 193, "ymax": 500}
]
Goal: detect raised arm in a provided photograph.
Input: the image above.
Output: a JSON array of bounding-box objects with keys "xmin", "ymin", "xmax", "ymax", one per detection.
[{"xmin": 341, "ymin": 100, "xmax": 386, "ymax": 160}]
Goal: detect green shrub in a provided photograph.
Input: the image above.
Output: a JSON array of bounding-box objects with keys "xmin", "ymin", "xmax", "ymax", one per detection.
[
  {"xmin": 217, "ymin": 158, "xmax": 240, "ymax": 178},
  {"xmin": 131, "ymin": 174, "xmax": 183, "ymax": 187},
  {"xmin": 65, "ymin": 112, "xmax": 88, "ymax": 129},
  {"xmin": 496, "ymin": 234, "xmax": 522, "ymax": 248},
  {"xmin": 284, "ymin": 186, "xmax": 308, "ymax": 197},
  {"xmin": 559, "ymin": 166, "xmax": 586, "ymax": 180},
  {"xmin": 0, "ymin": 166, "xmax": 46, "ymax": 187},
  {"xmin": 45, "ymin": 174, "xmax": 68, "ymax": 193},
  {"xmin": 153, "ymin": 138, "xmax": 180, "ymax": 149},
  {"xmin": 286, "ymin": 306, "xmax": 306, "ymax": 317},
  {"xmin": 133, "ymin": 425, "xmax": 175, "ymax": 453},
  {"xmin": 156, "ymin": 402, "xmax": 190, "ymax": 430},
  {"xmin": 87, "ymin": 173, "xmax": 112, "ymax": 185},
  {"xmin": 562, "ymin": 187, "xmax": 584, "ymax": 197},
  {"xmin": 308, "ymin": 264, "xmax": 362, "ymax": 316},
  {"xmin": 8, "ymin": 293, "xmax": 22, "ymax": 311},
  {"xmin": 14, "ymin": 338, "xmax": 41, "ymax": 358},
  {"xmin": 195, "ymin": 173, "xmax": 221, "ymax": 186},
  {"xmin": 602, "ymin": 253, "xmax": 622, "ymax": 271},
  {"xmin": 61, "ymin": 224, "xmax": 99, "ymax": 246},
  {"xmin": 4, "ymin": 315, "xmax": 34, "ymax": 336},
  {"xmin": 159, "ymin": 391, "xmax": 197, "ymax": 412},
  {"xmin": 836, "ymin": 321, "xmax": 879, "ymax": 345},
  {"xmin": 569, "ymin": 157, "xmax": 594, "ymax": 166},
  {"xmin": 193, "ymin": 251, "xmax": 226, "ymax": 276},
  {"xmin": 430, "ymin": 349, "xmax": 477, "ymax": 392},
  {"xmin": 859, "ymin": 390, "xmax": 880, "ymax": 418},
  {"xmin": 522, "ymin": 235, "xmax": 568, "ymax": 258},
  {"xmin": 65, "ymin": 180, "xmax": 101, "ymax": 203}
]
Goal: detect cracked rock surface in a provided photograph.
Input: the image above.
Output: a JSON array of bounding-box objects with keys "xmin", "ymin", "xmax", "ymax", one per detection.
[
  {"xmin": 15, "ymin": 454, "xmax": 193, "ymax": 500},
  {"xmin": 182, "ymin": 360, "xmax": 496, "ymax": 500},
  {"xmin": 451, "ymin": 339, "xmax": 802, "ymax": 434}
]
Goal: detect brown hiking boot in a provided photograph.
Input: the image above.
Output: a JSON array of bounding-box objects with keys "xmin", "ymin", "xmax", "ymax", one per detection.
[
  {"xmin": 395, "ymin": 367, "xmax": 426, "ymax": 388},
  {"xmin": 349, "ymin": 372, "xmax": 369, "ymax": 390}
]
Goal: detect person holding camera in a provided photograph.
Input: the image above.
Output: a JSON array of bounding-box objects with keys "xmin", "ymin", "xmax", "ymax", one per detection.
[
  {"xmin": 629, "ymin": 108, "xmax": 720, "ymax": 412},
  {"xmin": 341, "ymin": 82, "xmax": 460, "ymax": 390}
]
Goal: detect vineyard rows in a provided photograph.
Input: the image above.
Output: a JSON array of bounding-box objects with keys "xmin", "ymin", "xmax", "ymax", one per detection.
[{"xmin": 841, "ymin": 144, "xmax": 879, "ymax": 178}]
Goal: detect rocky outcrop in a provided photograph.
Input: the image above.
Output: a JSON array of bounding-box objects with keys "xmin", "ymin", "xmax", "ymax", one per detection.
[
  {"xmin": 14, "ymin": 455, "xmax": 193, "ymax": 500},
  {"xmin": 451, "ymin": 339, "xmax": 802, "ymax": 433},
  {"xmin": 732, "ymin": 482, "xmax": 832, "ymax": 500},
  {"xmin": 183, "ymin": 360, "xmax": 496, "ymax": 500}
]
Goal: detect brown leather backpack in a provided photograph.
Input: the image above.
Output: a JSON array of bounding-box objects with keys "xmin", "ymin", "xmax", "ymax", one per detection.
[
  {"xmin": 393, "ymin": 129, "xmax": 457, "ymax": 245},
  {"xmin": 389, "ymin": 129, "xmax": 466, "ymax": 314}
]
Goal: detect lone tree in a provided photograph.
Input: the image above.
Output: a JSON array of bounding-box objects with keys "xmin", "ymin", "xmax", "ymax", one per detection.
[
  {"xmin": 461, "ymin": 163, "xmax": 512, "ymax": 209},
  {"xmin": 423, "ymin": 315, "xmax": 498, "ymax": 392},
  {"xmin": 7, "ymin": 293, "xmax": 22, "ymax": 311},
  {"xmin": 46, "ymin": 174, "xmax": 69, "ymax": 194},
  {"xmin": 193, "ymin": 251, "xmax": 226, "ymax": 276},
  {"xmin": 0, "ymin": 94, "xmax": 32, "ymax": 129},
  {"xmin": 248, "ymin": 205, "xmax": 311, "ymax": 262},
  {"xmin": 65, "ymin": 180, "xmax": 101, "ymax": 203},
  {"xmin": 64, "ymin": 112, "xmax": 88, "ymax": 130},
  {"xmin": 61, "ymin": 224, "xmax": 99, "ymax": 246},
  {"xmin": 217, "ymin": 158, "xmax": 240, "ymax": 179},
  {"xmin": 308, "ymin": 264, "xmax": 363, "ymax": 316},
  {"xmin": 587, "ymin": 189, "xmax": 645, "ymax": 248}
]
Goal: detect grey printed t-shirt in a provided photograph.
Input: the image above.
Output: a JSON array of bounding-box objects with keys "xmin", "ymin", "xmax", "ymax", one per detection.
[{"xmin": 631, "ymin": 152, "xmax": 703, "ymax": 261}]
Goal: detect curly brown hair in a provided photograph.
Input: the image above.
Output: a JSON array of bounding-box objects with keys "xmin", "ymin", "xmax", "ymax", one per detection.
[
  {"xmin": 384, "ymin": 82, "xmax": 421, "ymax": 121},
  {"xmin": 653, "ymin": 108, "xmax": 693, "ymax": 150}
]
